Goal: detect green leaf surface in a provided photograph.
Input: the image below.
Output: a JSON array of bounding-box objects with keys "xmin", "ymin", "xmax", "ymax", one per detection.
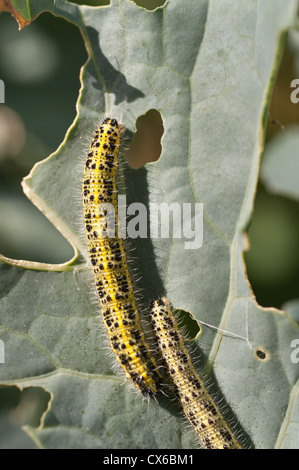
[{"xmin": 1, "ymin": 0, "xmax": 299, "ymax": 449}]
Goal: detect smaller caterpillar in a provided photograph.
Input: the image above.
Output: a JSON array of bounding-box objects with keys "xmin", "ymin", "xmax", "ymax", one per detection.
[{"xmin": 150, "ymin": 298, "xmax": 243, "ymax": 449}]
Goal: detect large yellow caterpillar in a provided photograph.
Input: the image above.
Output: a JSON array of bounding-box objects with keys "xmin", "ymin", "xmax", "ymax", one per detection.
[
  {"xmin": 82, "ymin": 117, "xmax": 161, "ymax": 395},
  {"xmin": 150, "ymin": 298, "xmax": 243, "ymax": 449}
]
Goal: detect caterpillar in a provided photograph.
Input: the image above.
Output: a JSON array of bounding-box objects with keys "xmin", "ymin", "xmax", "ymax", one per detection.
[
  {"xmin": 150, "ymin": 298, "xmax": 243, "ymax": 449},
  {"xmin": 82, "ymin": 117, "xmax": 162, "ymax": 395}
]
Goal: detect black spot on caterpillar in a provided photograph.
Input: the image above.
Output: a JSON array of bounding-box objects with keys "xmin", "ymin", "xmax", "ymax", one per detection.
[
  {"xmin": 82, "ymin": 117, "xmax": 162, "ymax": 395},
  {"xmin": 150, "ymin": 298, "xmax": 243, "ymax": 449}
]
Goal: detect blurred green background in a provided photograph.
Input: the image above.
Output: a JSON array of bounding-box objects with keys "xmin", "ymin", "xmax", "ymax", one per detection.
[
  {"xmin": 0, "ymin": 0, "xmax": 298, "ymax": 448},
  {"xmin": 0, "ymin": 10, "xmax": 87, "ymax": 264}
]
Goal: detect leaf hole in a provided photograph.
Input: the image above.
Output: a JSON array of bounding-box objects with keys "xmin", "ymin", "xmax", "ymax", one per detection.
[
  {"xmin": 254, "ymin": 346, "xmax": 270, "ymax": 362},
  {"xmin": 0, "ymin": 385, "xmax": 51, "ymax": 438},
  {"xmin": 129, "ymin": 0, "xmax": 167, "ymax": 11},
  {"xmin": 125, "ymin": 109, "xmax": 164, "ymax": 169},
  {"xmin": 175, "ymin": 308, "xmax": 201, "ymax": 342}
]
